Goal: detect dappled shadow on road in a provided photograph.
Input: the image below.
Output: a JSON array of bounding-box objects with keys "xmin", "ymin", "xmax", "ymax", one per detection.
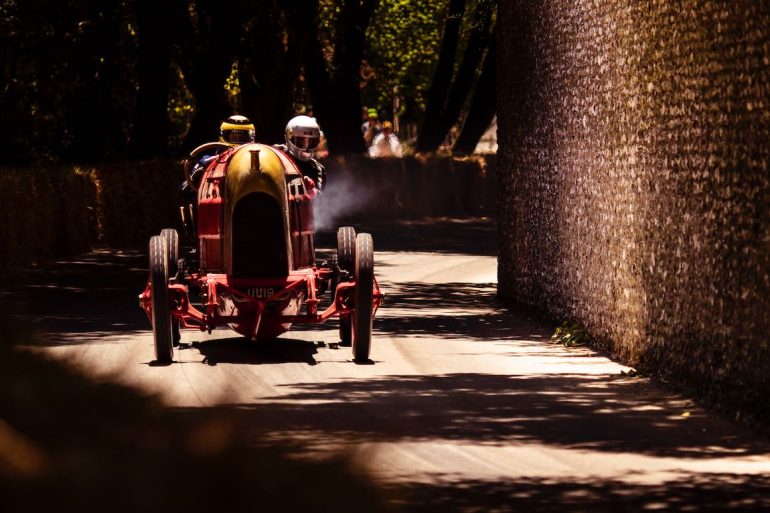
[
  {"xmin": 388, "ymin": 473, "xmax": 770, "ymax": 512},
  {"xmin": 374, "ymin": 280, "xmax": 550, "ymax": 342},
  {"xmin": 179, "ymin": 372, "xmax": 770, "ymax": 460},
  {"xmin": 300, "ymin": 280, "xmax": 524, "ymax": 340},
  {"xmin": 0, "ymin": 318, "xmax": 388, "ymax": 513},
  {"xmin": 0, "ymin": 249, "xmax": 149, "ymax": 343},
  {"xmin": 383, "ymin": 281, "xmax": 498, "ymax": 311},
  {"xmin": 186, "ymin": 337, "xmax": 321, "ymax": 366}
]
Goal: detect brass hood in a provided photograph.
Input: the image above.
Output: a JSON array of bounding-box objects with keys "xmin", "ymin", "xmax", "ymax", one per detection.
[{"xmin": 223, "ymin": 144, "xmax": 294, "ymax": 276}]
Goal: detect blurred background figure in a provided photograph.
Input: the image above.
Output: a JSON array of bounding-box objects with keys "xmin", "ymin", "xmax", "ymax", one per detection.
[
  {"xmin": 368, "ymin": 121, "xmax": 402, "ymax": 158},
  {"xmin": 361, "ymin": 108, "xmax": 382, "ymax": 147}
]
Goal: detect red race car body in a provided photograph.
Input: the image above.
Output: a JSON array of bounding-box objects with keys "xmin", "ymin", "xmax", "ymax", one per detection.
[{"xmin": 140, "ymin": 143, "xmax": 382, "ymax": 364}]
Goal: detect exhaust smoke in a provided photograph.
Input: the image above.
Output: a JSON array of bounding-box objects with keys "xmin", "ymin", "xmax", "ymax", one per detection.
[{"xmin": 314, "ymin": 169, "xmax": 377, "ymax": 231}]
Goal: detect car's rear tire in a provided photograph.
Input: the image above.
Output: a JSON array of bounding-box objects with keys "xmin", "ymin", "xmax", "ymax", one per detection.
[
  {"xmin": 353, "ymin": 233, "xmax": 374, "ymax": 362},
  {"xmin": 337, "ymin": 226, "xmax": 356, "ymax": 273},
  {"xmin": 334, "ymin": 252, "xmax": 352, "ymax": 347},
  {"xmin": 328, "ymin": 253, "xmax": 339, "ymax": 302},
  {"xmin": 160, "ymin": 228, "xmax": 179, "ymax": 276},
  {"xmin": 339, "ymin": 315, "xmax": 352, "ymax": 347},
  {"xmin": 150, "ymin": 235, "xmax": 174, "ymax": 364}
]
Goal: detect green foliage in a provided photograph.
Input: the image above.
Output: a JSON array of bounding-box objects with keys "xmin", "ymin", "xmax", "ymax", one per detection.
[
  {"xmin": 551, "ymin": 321, "xmax": 589, "ymax": 347},
  {"xmin": 223, "ymin": 60, "xmax": 241, "ymax": 109},
  {"xmin": 168, "ymin": 66, "xmax": 196, "ymax": 153},
  {"xmin": 365, "ymin": 0, "xmax": 448, "ymax": 121}
]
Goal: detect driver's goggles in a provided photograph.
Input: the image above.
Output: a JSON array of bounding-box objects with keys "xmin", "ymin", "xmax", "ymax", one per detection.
[
  {"xmin": 223, "ymin": 129, "xmax": 254, "ymax": 144},
  {"xmin": 291, "ymin": 135, "xmax": 320, "ymax": 150}
]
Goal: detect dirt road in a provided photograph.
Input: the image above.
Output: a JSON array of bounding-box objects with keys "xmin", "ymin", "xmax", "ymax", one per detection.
[{"xmin": 10, "ymin": 219, "xmax": 770, "ymax": 511}]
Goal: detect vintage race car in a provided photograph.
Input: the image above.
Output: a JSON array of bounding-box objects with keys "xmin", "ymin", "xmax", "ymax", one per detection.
[{"xmin": 139, "ymin": 142, "xmax": 383, "ymax": 364}]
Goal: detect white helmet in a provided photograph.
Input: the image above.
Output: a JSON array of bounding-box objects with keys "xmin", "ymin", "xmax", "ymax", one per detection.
[{"xmin": 285, "ymin": 115, "xmax": 320, "ymax": 161}]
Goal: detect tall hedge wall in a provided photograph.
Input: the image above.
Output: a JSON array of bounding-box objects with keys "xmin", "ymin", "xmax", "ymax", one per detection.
[
  {"xmin": 497, "ymin": 1, "xmax": 770, "ymax": 423},
  {"xmin": 0, "ymin": 167, "xmax": 97, "ymax": 277}
]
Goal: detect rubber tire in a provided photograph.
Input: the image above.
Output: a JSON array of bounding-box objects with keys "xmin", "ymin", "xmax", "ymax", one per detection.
[
  {"xmin": 161, "ymin": 229, "xmax": 181, "ymax": 347},
  {"xmin": 160, "ymin": 228, "xmax": 179, "ymax": 276},
  {"xmin": 172, "ymin": 319, "xmax": 181, "ymax": 348},
  {"xmin": 150, "ymin": 235, "xmax": 174, "ymax": 364},
  {"xmin": 352, "ymin": 233, "xmax": 374, "ymax": 362},
  {"xmin": 337, "ymin": 226, "xmax": 356, "ymax": 273},
  {"xmin": 339, "ymin": 315, "xmax": 352, "ymax": 347},
  {"xmin": 328, "ymin": 254, "xmax": 339, "ymax": 302},
  {"xmin": 333, "ymin": 251, "xmax": 351, "ymax": 347}
]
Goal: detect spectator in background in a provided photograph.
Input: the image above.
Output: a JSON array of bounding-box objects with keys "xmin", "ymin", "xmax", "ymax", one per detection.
[
  {"xmin": 369, "ymin": 121, "xmax": 403, "ymax": 158},
  {"xmin": 361, "ymin": 108, "xmax": 381, "ymax": 147}
]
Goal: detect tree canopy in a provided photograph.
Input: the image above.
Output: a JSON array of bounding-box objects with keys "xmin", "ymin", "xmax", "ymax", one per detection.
[{"xmin": 0, "ymin": 0, "xmax": 496, "ymax": 164}]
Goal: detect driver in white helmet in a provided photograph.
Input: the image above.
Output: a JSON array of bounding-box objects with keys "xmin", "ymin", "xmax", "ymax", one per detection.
[{"xmin": 275, "ymin": 115, "xmax": 326, "ymax": 197}]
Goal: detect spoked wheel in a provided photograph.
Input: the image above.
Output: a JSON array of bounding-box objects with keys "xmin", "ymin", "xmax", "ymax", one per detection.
[
  {"xmin": 352, "ymin": 233, "xmax": 374, "ymax": 362},
  {"xmin": 149, "ymin": 235, "xmax": 174, "ymax": 364},
  {"xmin": 337, "ymin": 226, "xmax": 356, "ymax": 273}
]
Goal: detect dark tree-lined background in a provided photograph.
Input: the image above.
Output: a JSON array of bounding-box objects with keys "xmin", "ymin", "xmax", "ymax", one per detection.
[{"xmin": 0, "ymin": 0, "xmax": 496, "ymax": 164}]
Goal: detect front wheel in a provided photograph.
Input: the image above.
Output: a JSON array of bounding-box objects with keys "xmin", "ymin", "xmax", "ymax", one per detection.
[
  {"xmin": 352, "ymin": 233, "xmax": 374, "ymax": 362},
  {"xmin": 149, "ymin": 235, "xmax": 174, "ymax": 364},
  {"xmin": 160, "ymin": 228, "xmax": 179, "ymax": 276}
]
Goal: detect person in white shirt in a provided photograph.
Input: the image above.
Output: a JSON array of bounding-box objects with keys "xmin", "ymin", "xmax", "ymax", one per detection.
[{"xmin": 368, "ymin": 121, "xmax": 403, "ymax": 158}]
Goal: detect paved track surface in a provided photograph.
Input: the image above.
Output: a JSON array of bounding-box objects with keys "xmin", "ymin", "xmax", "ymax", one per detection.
[{"xmin": 8, "ymin": 219, "xmax": 770, "ymax": 511}]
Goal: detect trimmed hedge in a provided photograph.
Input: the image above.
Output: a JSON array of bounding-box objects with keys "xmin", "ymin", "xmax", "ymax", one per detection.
[{"xmin": 0, "ymin": 166, "xmax": 96, "ymax": 277}]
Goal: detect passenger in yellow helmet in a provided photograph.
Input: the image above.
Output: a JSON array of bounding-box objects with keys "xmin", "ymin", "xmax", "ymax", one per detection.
[
  {"xmin": 183, "ymin": 114, "xmax": 255, "ymax": 196},
  {"xmin": 219, "ymin": 115, "xmax": 255, "ymax": 145},
  {"xmin": 180, "ymin": 115, "xmax": 256, "ymax": 242}
]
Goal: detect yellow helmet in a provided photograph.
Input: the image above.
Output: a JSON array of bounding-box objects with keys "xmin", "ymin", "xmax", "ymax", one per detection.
[{"xmin": 219, "ymin": 115, "xmax": 255, "ymax": 145}]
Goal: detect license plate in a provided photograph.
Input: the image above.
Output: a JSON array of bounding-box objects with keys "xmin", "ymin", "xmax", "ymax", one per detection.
[{"xmin": 247, "ymin": 287, "xmax": 275, "ymax": 299}]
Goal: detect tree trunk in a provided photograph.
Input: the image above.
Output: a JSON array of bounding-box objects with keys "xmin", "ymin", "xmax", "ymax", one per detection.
[
  {"xmin": 304, "ymin": 0, "xmax": 377, "ymax": 155},
  {"xmin": 63, "ymin": 0, "xmax": 126, "ymax": 162},
  {"xmin": 303, "ymin": 3, "xmax": 336, "ymax": 138},
  {"xmin": 453, "ymin": 38, "xmax": 496, "ymax": 155},
  {"xmin": 417, "ymin": 1, "xmax": 493, "ymax": 153},
  {"xmin": 240, "ymin": 1, "xmax": 312, "ymax": 144},
  {"xmin": 180, "ymin": 1, "xmax": 240, "ymax": 151},
  {"xmin": 129, "ymin": 0, "xmax": 184, "ymax": 159},
  {"xmin": 0, "ymin": 36, "xmax": 22, "ymax": 162},
  {"xmin": 331, "ymin": 0, "xmax": 378, "ymax": 154},
  {"xmin": 415, "ymin": 0, "xmax": 466, "ymax": 153}
]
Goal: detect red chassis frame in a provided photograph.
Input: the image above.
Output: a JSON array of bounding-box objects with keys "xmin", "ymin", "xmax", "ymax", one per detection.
[{"xmin": 140, "ymin": 266, "xmax": 383, "ymax": 338}]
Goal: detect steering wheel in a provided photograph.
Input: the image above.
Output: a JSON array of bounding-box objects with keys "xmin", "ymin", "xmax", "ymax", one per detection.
[{"xmin": 183, "ymin": 142, "xmax": 232, "ymax": 192}]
